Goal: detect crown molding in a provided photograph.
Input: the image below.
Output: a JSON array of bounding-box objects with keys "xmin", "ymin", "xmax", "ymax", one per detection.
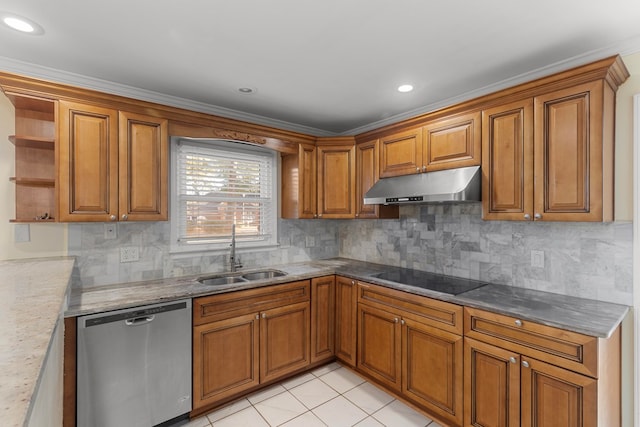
[
  {"xmin": 0, "ymin": 56, "xmax": 336, "ymax": 137},
  {"xmin": 342, "ymin": 35, "xmax": 640, "ymax": 136}
]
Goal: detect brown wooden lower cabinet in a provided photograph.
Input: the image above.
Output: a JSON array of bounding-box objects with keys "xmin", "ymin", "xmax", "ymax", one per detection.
[
  {"xmin": 192, "ymin": 280, "xmax": 311, "ymax": 413},
  {"xmin": 334, "ymin": 275, "xmax": 357, "ymax": 367},
  {"xmin": 311, "ymin": 276, "xmax": 336, "ymax": 363},
  {"xmin": 464, "ymin": 306, "xmax": 620, "ymax": 427},
  {"xmin": 356, "ymin": 282, "xmax": 464, "ymax": 426}
]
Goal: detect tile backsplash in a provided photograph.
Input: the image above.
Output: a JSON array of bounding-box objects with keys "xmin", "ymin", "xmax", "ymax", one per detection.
[
  {"xmin": 69, "ymin": 203, "xmax": 632, "ymax": 305},
  {"xmin": 68, "ymin": 219, "xmax": 341, "ymax": 288},
  {"xmin": 339, "ymin": 204, "xmax": 632, "ymax": 305}
]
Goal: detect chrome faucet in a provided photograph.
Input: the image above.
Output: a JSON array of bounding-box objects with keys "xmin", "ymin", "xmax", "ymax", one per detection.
[{"xmin": 230, "ymin": 224, "xmax": 242, "ymax": 272}]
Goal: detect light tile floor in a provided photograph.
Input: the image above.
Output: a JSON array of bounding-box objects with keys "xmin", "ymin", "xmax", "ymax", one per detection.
[{"xmin": 182, "ymin": 362, "xmax": 444, "ymax": 427}]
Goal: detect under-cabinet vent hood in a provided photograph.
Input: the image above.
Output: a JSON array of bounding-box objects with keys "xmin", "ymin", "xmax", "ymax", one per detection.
[{"xmin": 363, "ymin": 165, "xmax": 481, "ymax": 205}]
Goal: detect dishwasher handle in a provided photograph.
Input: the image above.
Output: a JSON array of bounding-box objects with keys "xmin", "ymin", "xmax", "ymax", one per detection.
[{"xmin": 125, "ymin": 315, "xmax": 155, "ymax": 326}]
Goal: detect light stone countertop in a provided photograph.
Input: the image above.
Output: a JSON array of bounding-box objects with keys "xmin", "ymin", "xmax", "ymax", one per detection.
[
  {"xmin": 67, "ymin": 257, "xmax": 629, "ymax": 339},
  {"xmin": 0, "ymin": 257, "xmax": 75, "ymax": 427}
]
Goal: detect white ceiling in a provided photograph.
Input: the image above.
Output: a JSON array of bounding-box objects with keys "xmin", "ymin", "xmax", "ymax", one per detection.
[{"xmin": 1, "ymin": 0, "xmax": 640, "ymax": 136}]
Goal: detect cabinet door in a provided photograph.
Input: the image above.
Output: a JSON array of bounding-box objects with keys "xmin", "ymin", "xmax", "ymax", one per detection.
[
  {"xmin": 423, "ymin": 111, "xmax": 481, "ymax": 172},
  {"xmin": 402, "ymin": 318, "xmax": 463, "ymax": 426},
  {"xmin": 534, "ymin": 81, "xmax": 606, "ymax": 221},
  {"xmin": 58, "ymin": 101, "xmax": 118, "ymax": 222},
  {"xmin": 118, "ymin": 111, "xmax": 168, "ymax": 221},
  {"xmin": 464, "ymin": 338, "xmax": 520, "ymax": 427},
  {"xmin": 192, "ymin": 313, "xmax": 260, "ymax": 410},
  {"xmin": 260, "ymin": 301, "xmax": 310, "ymax": 383},
  {"xmin": 357, "ymin": 304, "xmax": 402, "ymax": 391},
  {"xmin": 335, "ymin": 276, "xmax": 358, "ymax": 367},
  {"xmin": 356, "ymin": 139, "xmax": 399, "ymax": 219},
  {"xmin": 379, "ymin": 128, "xmax": 423, "ymax": 178},
  {"xmin": 482, "ymin": 99, "xmax": 534, "ymax": 221},
  {"xmin": 311, "ymin": 276, "xmax": 335, "ymax": 364},
  {"xmin": 317, "ymin": 144, "xmax": 355, "ymax": 218},
  {"xmin": 281, "ymin": 143, "xmax": 316, "ymax": 219},
  {"xmin": 520, "ymin": 357, "xmax": 597, "ymax": 427}
]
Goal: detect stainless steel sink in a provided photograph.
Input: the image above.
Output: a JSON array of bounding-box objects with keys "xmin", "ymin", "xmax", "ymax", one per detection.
[
  {"xmin": 198, "ymin": 269, "xmax": 287, "ymax": 286},
  {"xmin": 241, "ymin": 269, "xmax": 287, "ymax": 281},
  {"xmin": 198, "ymin": 275, "xmax": 247, "ymax": 286}
]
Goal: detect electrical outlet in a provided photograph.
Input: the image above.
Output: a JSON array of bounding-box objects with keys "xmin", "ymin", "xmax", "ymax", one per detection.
[
  {"xmin": 104, "ymin": 223, "xmax": 117, "ymax": 240},
  {"xmin": 531, "ymin": 250, "xmax": 545, "ymax": 268},
  {"xmin": 120, "ymin": 246, "xmax": 139, "ymax": 263}
]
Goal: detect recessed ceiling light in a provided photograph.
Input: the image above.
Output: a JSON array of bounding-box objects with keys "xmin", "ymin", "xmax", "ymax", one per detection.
[
  {"xmin": 1, "ymin": 13, "xmax": 44, "ymax": 35},
  {"xmin": 238, "ymin": 87, "xmax": 256, "ymax": 94},
  {"xmin": 397, "ymin": 84, "xmax": 414, "ymax": 93}
]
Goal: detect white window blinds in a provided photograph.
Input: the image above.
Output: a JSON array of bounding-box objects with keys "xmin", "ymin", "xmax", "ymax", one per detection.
[{"xmin": 175, "ymin": 139, "xmax": 276, "ymax": 245}]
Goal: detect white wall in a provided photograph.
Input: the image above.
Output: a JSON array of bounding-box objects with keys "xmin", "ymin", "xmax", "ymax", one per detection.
[{"xmin": 0, "ymin": 93, "xmax": 67, "ymax": 261}]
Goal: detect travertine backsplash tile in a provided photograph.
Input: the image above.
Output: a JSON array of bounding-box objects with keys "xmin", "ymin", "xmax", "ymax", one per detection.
[{"xmin": 69, "ymin": 203, "xmax": 632, "ymax": 305}]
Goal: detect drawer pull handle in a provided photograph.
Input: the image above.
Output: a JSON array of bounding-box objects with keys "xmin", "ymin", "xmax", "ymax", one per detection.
[
  {"xmin": 514, "ymin": 319, "xmax": 523, "ymax": 327},
  {"xmin": 509, "ymin": 357, "xmax": 517, "ymax": 364},
  {"xmin": 522, "ymin": 360, "xmax": 530, "ymax": 368}
]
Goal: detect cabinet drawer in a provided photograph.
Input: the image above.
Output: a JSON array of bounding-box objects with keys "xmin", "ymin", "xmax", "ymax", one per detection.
[
  {"xmin": 357, "ymin": 282, "xmax": 462, "ymax": 335},
  {"xmin": 464, "ymin": 307, "xmax": 598, "ymax": 377},
  {"xmin": 194, "ymin": 280, "xmax": 310, "ymax": 325}
]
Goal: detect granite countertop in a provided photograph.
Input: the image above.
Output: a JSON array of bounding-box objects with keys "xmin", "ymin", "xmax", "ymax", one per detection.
[
  {"xmin": 0, "ymin": 257, "xmax": 76, "ymax": 427},
  {"xmin": 67, "ymin": 257, "xmax": 629, "ymax": 339}
]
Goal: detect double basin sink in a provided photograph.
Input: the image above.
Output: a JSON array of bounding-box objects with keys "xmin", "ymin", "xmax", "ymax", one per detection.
[{"xmin": 197, "ymin": 269, "xmax": 287, "ymax": 286}]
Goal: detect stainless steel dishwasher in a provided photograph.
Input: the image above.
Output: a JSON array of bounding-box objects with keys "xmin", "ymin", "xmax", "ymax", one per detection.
[{"xmin": 77, "ymin": 299, "xmax": 192, "ymax": 427}]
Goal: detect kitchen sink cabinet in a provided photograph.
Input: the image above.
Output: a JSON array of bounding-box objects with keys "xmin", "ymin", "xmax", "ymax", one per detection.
[
  {"xmin": 334, "ymin": 276, "xmax": 358, "ymax": 367},
  {"xmin": 464, "ymin": 307, "xmax": 620, "ymax": 427},
  {"xmin": 355, "ymin": 139, "xmax": 399, "ymax": 219},
  {"xmin": 58, "ymin": 101, "xmax": 168, "ymax": 222},
  {"xmin": 310, "ymin": 276, "xmax": 335, "ymax": 364},
  {"xmin": 357, "ymin": 282, "xmax": 464, "ymax": 426},
  {"xmin": 482, "ymin": 79, "xmax": 618, "ymax": 222},
  {"xmin": 192, "ymin": 280, "xmax": 311, "ymax": 414}
]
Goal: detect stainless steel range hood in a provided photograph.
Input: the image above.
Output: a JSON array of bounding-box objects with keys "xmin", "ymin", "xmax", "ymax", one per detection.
[{"xmin": 363, "ymin": 165, "xmax": 481, "ymax": 205}]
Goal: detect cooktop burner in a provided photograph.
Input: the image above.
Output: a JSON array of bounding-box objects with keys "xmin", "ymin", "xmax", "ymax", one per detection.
[{"xmin": 371, "ymin": 268, "xmax": 487, "ymax": 295}]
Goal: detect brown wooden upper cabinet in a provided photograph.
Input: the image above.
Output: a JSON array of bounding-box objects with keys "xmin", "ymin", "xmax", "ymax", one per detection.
[
  {"xmin": 282, "ymin": 138, "xmax": 355, "ymax": 219},
  {"xmin": 355, "ymin": 139, "xmax": 399, "ymax": 219},
  {"xmin": 379, "ymin": 112, "xmax": 481, "ymax": 179},
  {"xmin": 483, "ymin": 80, "xmax": 615, "ymax": 222},
  {"xmin": 58, "ymin": 101, "xmax": 168, "ymax": 222}
]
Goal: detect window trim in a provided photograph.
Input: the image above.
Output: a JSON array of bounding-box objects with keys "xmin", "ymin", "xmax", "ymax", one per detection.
[{"xmin": 169, "ymin": 137, "xmax": 279, "ymax": 254}]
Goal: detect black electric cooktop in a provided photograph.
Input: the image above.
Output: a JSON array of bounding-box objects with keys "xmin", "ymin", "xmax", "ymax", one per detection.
[{"xmin": 371, "ymin": 268, "xmax": 487, "ymax": 296}]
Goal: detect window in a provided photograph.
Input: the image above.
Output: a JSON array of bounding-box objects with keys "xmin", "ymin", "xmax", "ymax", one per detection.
[{"xmin": 171, "ymin": 138, "xmax": 278, "ymax": 253}]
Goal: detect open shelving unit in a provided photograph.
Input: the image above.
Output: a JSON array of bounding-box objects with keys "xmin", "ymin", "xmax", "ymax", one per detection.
[{"xmin": 6, "ymin": 93, "xmax": 57, "ymax": 222}]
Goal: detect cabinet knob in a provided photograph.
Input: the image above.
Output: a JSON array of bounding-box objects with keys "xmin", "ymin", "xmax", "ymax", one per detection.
[
  {"xmin": 393, "ymin": 317, "xmax": 399, "ymax": 323},
  {"xmin": 522, "ymin": 360, "xmax": 530, "ymax": 368},
  {"xmin": 534, "ymin": 213, "xmax": 542, "ymax": 220},
  {"xmin": 355, "ymin": 214, "xmax": 359, "ymax": 218},
  {"xmin": 255, "ymin": 314, "xmax": 260, "ymax": 320},
  {"xmin": 121, "ymin": 214, "xmax": 128, "ymax": 221},
  {"xmin": 514, "ymin": 319, "xmax": 523, "ymax": 327},
  {"xmin": 351, "ymin": 280, "xmax": 355, "ymax": 285},
  {"xmin": 261, "ymin": 313, "xmax": 266, "ymax": 319},
  {"xmin": 422, "ymin": 165, "xmax": 427, "ymax": 172},
  {"xmin": 401, "ymin": 319, "xmax": 405, "ymax": 325},
  {"xmin": 416, "ymin": 167, "xmax": 420, "ymax": 172},
  {"xmin": 318, "ymin": 214, "xmax": 322, "ymax": 218},
  {"xmin": 509, "ymin": 357, "xmax": 517, "ymax": 364},
  {"xmin": 524, "ymin": 214, "xmax": 531, "ymax": 220},
  {"xmin": 313, "ymin": 214, "xmax": 318, "ymax": 218},
  {"xmin": 109, "ymin": 215, "xmax": 117, "ymax": 221}
]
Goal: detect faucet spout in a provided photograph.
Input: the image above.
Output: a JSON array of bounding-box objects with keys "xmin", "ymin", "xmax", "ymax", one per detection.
[{"xmin": 230, "ymin": 224, "xmax": 242, "ymax": 272}]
